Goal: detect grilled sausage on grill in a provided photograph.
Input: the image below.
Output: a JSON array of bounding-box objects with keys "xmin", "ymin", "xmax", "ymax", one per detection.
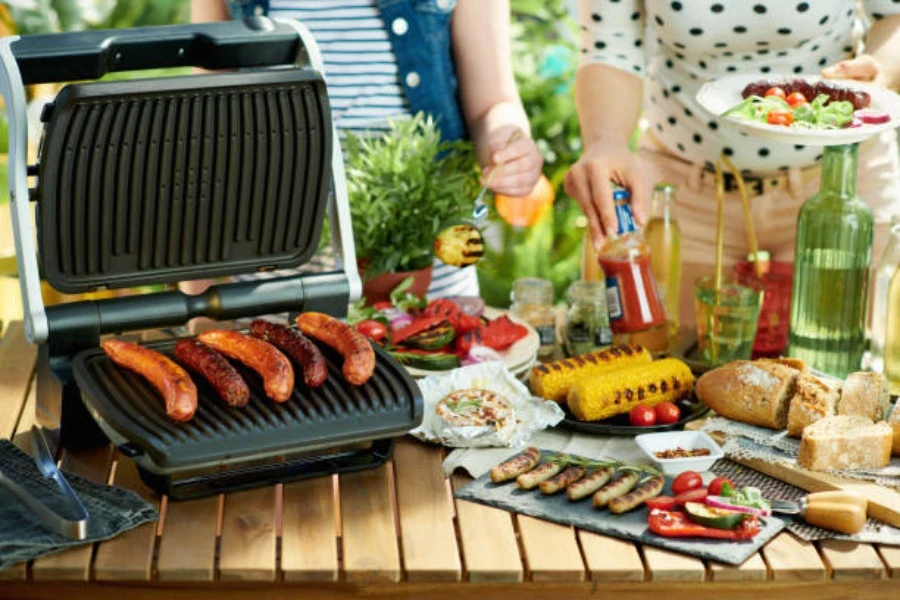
[
  {"xmin": 197, "ymin": 330, "xmax": 294, "ymax": 402},
  {"xmin": 295, "ymin": 312, "xmax": 375, "ymax": 386},
  {"xmin": 490, "ymin": 447, "xmax": 541, "ymax": 483},
  {"xmin": 249, "ymin": 320, "xmax": 327, "ymax": 388},
  {"xmin": 101, "ymin": 340, "xmax": 198, "ymax": 422},
  {"xmin": 174, "ymin": 340, "xmax": 250, "ymax": 407},
  {"xmin": 608, "ymin": 475, "xmax": 665, "ymax": 514}
]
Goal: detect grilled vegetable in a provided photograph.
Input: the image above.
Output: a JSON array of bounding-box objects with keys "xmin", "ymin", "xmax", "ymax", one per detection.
[
  {"xmin": 567, "ymin": 358, "xmax": 695, "ymax": 422},
  {"xmin": 389, "ymin": 350, "xmax": 460, "ymax": 371},
  {"xmin": 530, "ymin": 345, "xmax": 652, "ymax": 404},
  {"xmin": 403, "ymin": 320, "xmax": 456, "ymax": 350},
  {"xmin": 455, "ymin": 315, "xmax": 528, "ymax": 354},
  {"xmin": 434, "ymin": 223, "xmax": 485, "ymax": 267},
  {"xmin": 392, "ymin": 316, "xmax": 448, "ymax": 345},
  {"xmin": 648, "ymin": 510, "xmax": 760, "ymax": 540},
  {"xmin": 684, "ymin": 502, "xmax": 749, "ymax": 529},
  {"xmin": 422, "ymin": 298, "xmax": 482, "ymax": 335}
]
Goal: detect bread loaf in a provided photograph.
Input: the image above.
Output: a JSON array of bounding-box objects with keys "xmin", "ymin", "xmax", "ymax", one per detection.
[
  {"xmin": 797, "ymin": 415, "xmax": 892, "ymax": 471},
  {"xmin": 694, "ymin": 360, "xmax": 800, "ymax": 429},
  {"xmin": 889, "ymin": 402, "xmax": 900, "ymax": 456},
  {"xmin": 786, "ymin": 372, "xmax": 841, "ymax": 438},
  {"xmin": 839, "ymin": 372, "xmax": 890, "ymax": 422}
]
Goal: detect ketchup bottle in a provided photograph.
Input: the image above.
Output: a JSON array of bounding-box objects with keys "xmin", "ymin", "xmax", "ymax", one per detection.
[{"xmin": 597, "ymin": 187, "xmax": 670, "ymax": 355}]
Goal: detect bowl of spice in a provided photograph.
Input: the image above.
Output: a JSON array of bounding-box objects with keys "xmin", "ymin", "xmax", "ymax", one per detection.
[{"xmin": 635, "ymin": 430, "xmax": 724, "ymax": 475}]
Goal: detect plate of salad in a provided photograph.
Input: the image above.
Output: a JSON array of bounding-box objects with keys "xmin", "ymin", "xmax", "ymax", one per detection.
[
  {"xmin": 696, "ymin": 73, "xmax": 900, "ymax": 146},
  {"xmin": 348, "ymin": 278, "xmax": 540, "ymax": 378}
]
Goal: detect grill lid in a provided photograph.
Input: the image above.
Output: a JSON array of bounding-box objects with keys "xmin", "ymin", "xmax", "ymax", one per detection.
[{"xmin": 72, "ymin": 337, "xmax": 422, "ymax": 474}]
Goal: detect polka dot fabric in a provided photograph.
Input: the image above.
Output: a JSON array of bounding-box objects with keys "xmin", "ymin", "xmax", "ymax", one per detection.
[{"xmin": 579, "ymin": 0, "xmax": 900, "ymax": 174}]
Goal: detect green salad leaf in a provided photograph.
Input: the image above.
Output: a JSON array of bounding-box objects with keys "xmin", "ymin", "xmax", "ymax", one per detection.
[
  {"xmin": 723, "ymin": 93, "xmax": 855, "ymax": 130},
  {"xmin": 727, "ymin": 486, "xmax": 771, "ymax": 511}
]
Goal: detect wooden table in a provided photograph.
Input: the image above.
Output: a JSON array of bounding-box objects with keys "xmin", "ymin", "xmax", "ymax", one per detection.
[{"xmin": 1, "ymin": 321, "xmax": 898, "ymax": 599}]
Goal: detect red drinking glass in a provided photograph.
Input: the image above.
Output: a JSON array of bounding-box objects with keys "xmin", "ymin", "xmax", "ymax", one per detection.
[{"xmin": 733, "ymin": 259, "xmax": 794, "ymax": 358}]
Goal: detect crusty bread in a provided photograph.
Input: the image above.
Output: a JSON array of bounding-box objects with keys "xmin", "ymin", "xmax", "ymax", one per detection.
[
  {"xmin": 786, "ymin": 372, "xmax": 841, "ymax": 438},
  {"xmin": 757, "ymin": 357, "xmax": 807, "ymax": 372},
  {"xmin": 695, "ymin": 360, "xmax": 801, "ymax": 429},
  {"xmin": 797, "ymin": 415, "xmax": 892, "ymax": 471},
  {"xmin": 889, "ymin": 402, "xmax": 900, "ymax": 456},
  {"xmin": 839, "ymin": 372, "xmax": 890, "ymax": 423}
]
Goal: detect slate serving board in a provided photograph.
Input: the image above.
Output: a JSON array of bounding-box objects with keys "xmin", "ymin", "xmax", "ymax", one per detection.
[{"xmin": 454, "ymin": 451, "xmax": 786, "ymax": 566}]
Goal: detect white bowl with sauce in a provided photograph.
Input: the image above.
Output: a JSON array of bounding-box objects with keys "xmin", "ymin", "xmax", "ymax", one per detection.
[{"xmin": 635, "ymin": 430, "xmax": 724, "ymax": 475}]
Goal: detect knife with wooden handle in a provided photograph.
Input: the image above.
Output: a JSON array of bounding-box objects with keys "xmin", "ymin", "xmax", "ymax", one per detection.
[{"xmin": 771, "ymin": 490, "xmax": 868, "ymax": 535}]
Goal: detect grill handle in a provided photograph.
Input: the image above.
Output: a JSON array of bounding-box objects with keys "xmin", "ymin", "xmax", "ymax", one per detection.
[{"xmin": 11, "ymin": 17, "xmax": 305, "ymax": 85}]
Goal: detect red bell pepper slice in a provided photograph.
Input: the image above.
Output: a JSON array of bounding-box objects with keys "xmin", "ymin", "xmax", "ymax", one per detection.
[
  {"xmin": 647, "ymin": 509, "xmax": 760, "ymax": 540},
  {"xmin": 455, "ymin": 315, "xmax": 528, "ymax": 354},
  {"xmin": 422, "ymin": 299, "xmax": 481, "ymax": 335},
  {"xmin": 392, "ymin": 316, "xmax": 449, "ymax": 345}
]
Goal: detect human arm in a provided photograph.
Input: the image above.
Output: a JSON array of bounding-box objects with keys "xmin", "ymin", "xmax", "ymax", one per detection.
[
  {"xmin": 191, "ymin": 0, "xmax": 229, "ymax": 23},
  {"xmin": 821, "ymin": 8, "xmax": 900, "ymax": 90},
  {"xmin": 451, "ymin": 0, "xmax": 542, "ymax": 197},
  {"xmin": 563, "ymin": 0, "xmax": 648, "ymax": 250}
]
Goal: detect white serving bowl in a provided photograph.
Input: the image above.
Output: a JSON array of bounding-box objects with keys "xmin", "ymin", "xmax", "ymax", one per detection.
[{"xmin": 635, "ymin": 430, "xmax": 724, "ymax": 475}]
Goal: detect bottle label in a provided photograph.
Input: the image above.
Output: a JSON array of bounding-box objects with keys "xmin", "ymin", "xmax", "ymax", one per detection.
[
  {"xmin": 595, "ymin": 326, "xmax": 613, "ymax": 346},
  {"xmin": 536, "ymin": 324, "xmax": 556, "ymax": 346},
  {"xmin": 614, "ymin": 195, "xmax": 637, "ymax": 235},
  {"xmin": 605, "ymin": 276, "xmax": 623, "ymax": 321}
]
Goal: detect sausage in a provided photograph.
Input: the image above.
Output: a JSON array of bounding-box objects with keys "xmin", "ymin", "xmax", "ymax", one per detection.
[
  {"xmin": 592, "ymin": 471, "xmax": 639, "ymax": 508},
  {"xmin": 295, "ymin": 312, "xmax": 375, "ymax": 385},
  {"xmin": 249, "ymin": 319, "xmax": 327, "ymax": 388},
  {"xmin": 539, "ymin": 466, "xmax": 585, "ymax": 495},
  {"xmin": 101, "ymin": 340, "xmax": 198, "ymax": 422},
  {"xmin": 516, "ymin": 461, "xmax": 564, "ymax": 490},
  {"xmin": 567, "ymin": 467, "xmax": 614, "ymax": 501},
  {"xmin": 609, "ymin": 475, "xmax": 665, "ymax": 514},
  {"xmin": 489, "ymin": 447, "xmax": 541, "ymax": 483},
  {"xmin": 196, "ymin": 330, "xmax": 294, "ymax": 402},
  {"xmin": 174, "ymin": 340, "xmax": 250, "ymax": 407}
]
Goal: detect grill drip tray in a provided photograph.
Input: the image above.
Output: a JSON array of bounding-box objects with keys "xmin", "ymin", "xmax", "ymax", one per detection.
[{"xmin": 73, "ymin": 337, "xmax": 423, "ymax": 500}]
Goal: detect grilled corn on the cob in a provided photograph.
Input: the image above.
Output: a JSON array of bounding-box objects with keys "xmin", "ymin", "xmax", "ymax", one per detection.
[
  {"xmin": 530, "ymin": 344, "xmax": 652, "ymax": 403},
  {"xmin": 567, "ymin": 358, "xmax": 695, "ymax": 422}
]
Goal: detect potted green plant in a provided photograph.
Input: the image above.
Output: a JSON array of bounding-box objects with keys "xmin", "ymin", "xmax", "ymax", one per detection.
[{"xmin": 345, "ymin": 112, "xmax": 478, "ymax": 303}]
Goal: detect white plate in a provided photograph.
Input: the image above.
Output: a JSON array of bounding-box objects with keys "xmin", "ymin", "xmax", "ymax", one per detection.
[
  {"xmin": 696, "ymin": 73, "xmax": 900, "ymax": 147},
  {"xmin": 403, "ymin": 307, "xmax": 540, "ymax": 378}
]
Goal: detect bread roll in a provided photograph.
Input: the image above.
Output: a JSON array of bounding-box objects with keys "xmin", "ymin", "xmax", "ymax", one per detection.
[
  {"xmin": 839, "ymin": 372, "xmax": 890, "ymax": 423},
  {"xmin": 786, "ymin": 372, "xmax": 841, "ymax": 438},
  {"xmin": 694, "ymin": 360, "xmax": 800, "ymax": 429},
  {"xmin": 889, "ymin": 402, "xmax": 900, "ymax": 456},
  {"xmin": 797, "ymin": 415, "xmax": 892, "ymax": 471}
]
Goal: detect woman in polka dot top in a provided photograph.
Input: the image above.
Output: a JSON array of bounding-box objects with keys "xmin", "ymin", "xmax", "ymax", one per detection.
[{"xmin": 566, "ymin": 0, "xmax": 900, "ymax": 328}]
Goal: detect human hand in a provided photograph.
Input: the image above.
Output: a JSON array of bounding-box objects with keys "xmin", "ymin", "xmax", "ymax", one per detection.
[
  {"xmin": 563, "ymin": 138, "xmax": 651, "ymax": 251},
  {"xmin": 482, "ymin": 126, "xmax": 544, "ymax": 197},
  {"xmin": 821, "ymin": 54, "xmax": 896, "ymax": 88}
]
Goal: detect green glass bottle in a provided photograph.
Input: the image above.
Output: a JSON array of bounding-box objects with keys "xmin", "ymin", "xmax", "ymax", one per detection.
[{"xmin": 788, "ymin": 143, "xmax": 873, "ymax": 378}]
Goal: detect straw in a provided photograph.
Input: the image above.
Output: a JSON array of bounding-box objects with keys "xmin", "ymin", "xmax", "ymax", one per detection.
[
  {"xmin": 720, "ymin": 153, "xmax": 763, "ymax": 278},
  {"xmin": 714, "ymin": 161, "xmax": 725, "ymax": 293}
]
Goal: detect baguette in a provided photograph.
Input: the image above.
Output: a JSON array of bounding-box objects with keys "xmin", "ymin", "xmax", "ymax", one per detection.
[
  {"xmin": 694, "ymin": 360, "xmax": 801, "ymax": 429},
  {"xmin": 797, "ymin": 415, "xmax": 892, "ymax": 471},
  {"xmin": 786, "ymin": 372, "xmax": 841, "ymax": 438},
  {"xmin": 838, "ymin": 372, "xmax": 890, "ymax": 423},
  {"xmin": 890, "ymin": 402, "xmax": 900, "ymax": 456}
]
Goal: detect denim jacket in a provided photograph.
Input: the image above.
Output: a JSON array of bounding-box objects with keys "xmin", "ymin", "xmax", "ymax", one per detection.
[{"xmin": 226, "ymin": 0, "xmax": 466, "ymax": 142}]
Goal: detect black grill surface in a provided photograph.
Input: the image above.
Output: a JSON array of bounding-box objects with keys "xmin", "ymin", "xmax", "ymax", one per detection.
[
  {"xmin": 38, "ymin": 69, "xmax": 332, "ymax": 293},
  {"xmin": 73, "ymin": 338, "xmax": 422, "ymax": 474}
]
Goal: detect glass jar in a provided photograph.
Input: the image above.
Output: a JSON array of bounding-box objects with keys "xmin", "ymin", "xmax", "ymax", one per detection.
[
  {"xmin": 510, "ymin": 277, "xmax": 556, "ymax": 359},
  {"xmin": 564, "ymin": 280, "xmax": 613, "ymax": 356}
]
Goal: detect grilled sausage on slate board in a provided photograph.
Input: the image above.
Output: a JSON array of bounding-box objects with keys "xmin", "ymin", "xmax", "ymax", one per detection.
[
  {"xmin": 567, "ymin": 467, "xmax": 615, "ymax": 501},
  {"xmin": 197, "ymin": 330, "xmax": 294, "ymax": 402},
  {"xmin": 490, "ymin": 447, "xmax": 541, "ymax": 483},
  {"xmin": 102, "ymin": 340, "xmax": 198, "ymax": 422},
  {"xmin": 295, "ymin": 312, "xmax": 375, "ymax": 386},
  {"xmin": 174, "ymin": 340, "xmax": 250, "ymax": 407},
  {"xmin": 592, "ymin": 471, "xmax": 639, "ymax": 508},
  {"xmin": 609, "ymin": 475, "xmax": 665, "ymax": 514},
  {"xmin": 249, "ymin": 320, "xmax": 327, "ymax": 388},
  {"xmin": 540, "ymin": 466, "xmax": 585, "ymax": 495},
  {"xmin": 517, "ymin": 462, "xmax": 564, "ymax": 490}
]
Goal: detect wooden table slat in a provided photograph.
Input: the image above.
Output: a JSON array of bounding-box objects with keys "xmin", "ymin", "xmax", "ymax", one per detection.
[
  {"xmin": 818, "ymin": 539, "xmax": 885, "ymax": 580},
  {"xmin": 877, "ymin": 545, "xmax": 900, "ymax": 578},
  {"xmin": 762, "ymin": 532, "xmax": 828, "ymax": 581},
  {"xmin": 642, "ymin": 546, "xmax": 707, "ymax": 582},
  {"xmin": 92, "ymin": 458, "xmax": 158, "ymax": 582},
  {"xmin": 709, "ymin": 552, "xmax": 769, "ymax": 582},
  {"xmin": 577, "ymin": 531, "xmax": 645, "ymax": 582},
  {"xmin": 392, "ymin": 440, "xmax": 461, "ymax": 583},
  {"xmin": 0, "ymin": 322, "xmax": 37, "ymax": 440},
  {"xmin": 218, "ymin": 485, "xmax": 277, "ymax": 582},
  {"xmin": 30, "ymin": 446, "xmax": 115, "ymax": 581},
  {"xmin": 281, "ymin": 476, "xmax": 339, "ymax": 582},
  {"xmin": 516, "ymin": 516, "xmax": 585, "ymax": 582},
  {"xmin": 155, "ymin": 494, "xmax": 219, "ymax": 581},
  {"xmin": 339, "ymin": 464, "xmax": 401, "ymax": 583},
  {"xmin": 451, "ymin": 475, "xmax": 523, "ymax": 583}
]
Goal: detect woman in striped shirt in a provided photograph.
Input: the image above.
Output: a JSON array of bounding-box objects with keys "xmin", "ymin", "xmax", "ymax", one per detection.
[{"xmin": 193, "ymin": 0, "xmax": 543, "ymax": 298}]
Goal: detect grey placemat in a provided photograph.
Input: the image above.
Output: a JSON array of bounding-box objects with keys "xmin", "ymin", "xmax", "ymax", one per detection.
[
  {"xmin": 454, "ymin": 450, "xmax": 785, "ymax": 566},
  {"xmin": 0, "ymin": 440, "xmax": 160, "ymax": 570}
]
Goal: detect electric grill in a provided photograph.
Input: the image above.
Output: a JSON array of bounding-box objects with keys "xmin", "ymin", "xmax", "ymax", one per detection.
[{"xmin": 3, "ymin": 17, "xmax": 423, "ymax": 500}]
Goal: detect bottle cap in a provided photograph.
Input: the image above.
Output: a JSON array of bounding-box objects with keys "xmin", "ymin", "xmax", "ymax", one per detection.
[
  {"xmin": 612, "ymin": 187, "xmax": 636, "ymax": 235},
  {"xmin": 653, "ymin": 182, "xmax": 676, "ymax": 192},
  {"xmin": 748, "ymin": 250, "xmax": 771, "ymax": 262}
]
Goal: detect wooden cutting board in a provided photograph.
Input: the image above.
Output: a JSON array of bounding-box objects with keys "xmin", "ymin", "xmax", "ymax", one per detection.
[{"xmin": 686, "ymin": 422, "xmax": 900, "ymax": 528}]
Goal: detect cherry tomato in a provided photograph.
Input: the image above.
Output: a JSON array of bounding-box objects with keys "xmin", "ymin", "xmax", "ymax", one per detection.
[
  {"xmin": 629, "ymin": 404, "xmax": 657, "ymax": 427},
  {"xmin": 654, "ymin": 401, "xmax": 681, "ymax": 425},
  {"xmin": 708, "ymin": 477, "xmax": 735, "ymax": 497},
  {"xmin": 371, "ymin": 301, "xmax": 394, "ymax": 311},
  {"xmin": 355, "ymin": 319, "xmax": 388, "ymax": 343},
  {"xmin": 671, "ymin": 470, "xmax": 703, "ymax": 496},
  {"xmin": 767, "ymin": 109, "xmax": 794, "ymax": 126},
  {"xmin": 764, "ymin": 86, "xmax": 786, "ymax": 99},
  {"xmin": 786, "ymin": 92, "xmax": 808, "ymax": 107},
  {"xmin": 645, "ymin": 496, "xmax": 677, "ymax": 511},
  {"xmin": 674, "ymin": 488, "xmax": 709, "ymax": 506}
]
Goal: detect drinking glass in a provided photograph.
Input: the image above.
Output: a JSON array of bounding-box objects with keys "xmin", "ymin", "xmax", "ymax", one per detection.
[
  {"xmin": 694, "ymin": 276, "xmax": 764, "ymax": 366},
  {"xmin": 733, "ymin": 260, "xmax": 793, "ymax": 358}
]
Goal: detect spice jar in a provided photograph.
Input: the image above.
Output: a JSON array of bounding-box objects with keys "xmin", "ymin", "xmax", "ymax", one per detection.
[
  {"xmin": 564, "ymin": 280, "xmax": 613, "ymax": 357},
  {"xmin": 509, "ymin": 277, "xmax": 556, "ymax": 359}
]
